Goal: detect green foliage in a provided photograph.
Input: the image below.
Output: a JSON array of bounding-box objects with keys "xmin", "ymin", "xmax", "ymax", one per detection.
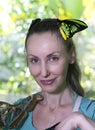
[
  {"xmin": 62, "ymin": 0, "xmax": 84, "ymax": 18},
  {"xmin": 0, "ymin": 0, "xmax": 95, "ymax": 98}
]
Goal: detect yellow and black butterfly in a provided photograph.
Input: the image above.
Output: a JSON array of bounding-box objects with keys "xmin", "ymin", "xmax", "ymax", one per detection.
[{"xmin": 57, "ymin": 19, "xmax": 88, "ymax": 40}]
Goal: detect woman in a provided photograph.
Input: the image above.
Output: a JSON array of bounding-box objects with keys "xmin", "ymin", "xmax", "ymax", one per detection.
[{"xmin": 16, "ymin": 18, "xmax": 95, "ymax": 130}]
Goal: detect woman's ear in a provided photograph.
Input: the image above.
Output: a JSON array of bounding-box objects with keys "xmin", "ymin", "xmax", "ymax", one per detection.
[{"xmin": 69, "ymin": 47, "xmax": 76, "ymax": 64}]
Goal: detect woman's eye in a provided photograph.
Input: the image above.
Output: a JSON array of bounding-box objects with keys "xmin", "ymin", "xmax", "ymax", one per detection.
[
  {"xmin": 30, "ymin": 58, "xmax": 39, "ymax": 64},
  {"xmin": 49, "ymin": 56, "xmax": 59, "ymax": 62}
]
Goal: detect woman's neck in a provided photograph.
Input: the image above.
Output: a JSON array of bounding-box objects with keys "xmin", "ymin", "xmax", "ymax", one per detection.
[{"xmin": 41, "ymin": 88, "xmax": 74, "ymax": 110}]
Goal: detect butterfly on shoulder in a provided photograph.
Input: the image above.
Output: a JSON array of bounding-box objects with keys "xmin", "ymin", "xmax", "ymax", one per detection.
[{"xmin": 0, "ymin": 93, "xmax": 43, "ymax": 129}]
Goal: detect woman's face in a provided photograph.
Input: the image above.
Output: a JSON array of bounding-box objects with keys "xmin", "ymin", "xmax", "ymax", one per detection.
[{"xmin": 26, "ymin": 32, "xmax": 73, "ymax": 93}]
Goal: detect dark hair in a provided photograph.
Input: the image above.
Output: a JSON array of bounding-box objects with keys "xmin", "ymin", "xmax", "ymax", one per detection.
[{"xmin": 25, "ymin": 18, "xmax": 84, "ymax": 96}]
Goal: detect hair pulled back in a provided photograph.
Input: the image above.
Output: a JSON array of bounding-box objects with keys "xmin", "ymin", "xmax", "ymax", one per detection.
[{"xmin": 25, "ymin": 18, "xmax": 84, "ymax": 96}]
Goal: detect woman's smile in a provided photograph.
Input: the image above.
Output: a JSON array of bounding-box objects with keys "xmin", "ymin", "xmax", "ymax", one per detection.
[{"xmin": 40, "ymin": 78, "xmax": 56, "ymax": 86}]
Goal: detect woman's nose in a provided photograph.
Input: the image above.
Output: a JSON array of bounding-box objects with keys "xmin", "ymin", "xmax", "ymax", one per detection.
[{"xmin": 40, "ymin": 62, "xmax": 50, "ymax": 77}]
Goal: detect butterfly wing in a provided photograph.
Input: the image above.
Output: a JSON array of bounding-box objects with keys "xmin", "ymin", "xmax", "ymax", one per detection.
[
  {"xmin": 0, "ymin": 100, "xmax": 25, "ymax": 129},
  {"xmin": 0, "ymin": 102, "xmax": 12, "ymax": 128},
  {"xmin": 9, "ymin": 96, "xmax": 31, "ymax": 129},
  {"xmin": 63, "ymin": 19, "xmax": 88, "ymax": 33},
  {"xmin": 58, "ymin": 19, "xmax": 88, "ymax": 40},
  {"xmin": 0, "ymin": 94, "xmax": 43, "ymax": 129},
  {"xmin": 10, "ymin": 94, "xmax": 43, "ymax": 128}
]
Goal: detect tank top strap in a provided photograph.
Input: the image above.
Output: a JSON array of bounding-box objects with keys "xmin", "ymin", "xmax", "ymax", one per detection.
[{"xmin": 73, "ymin": 95, "xmax": 82, "ymax": 112}]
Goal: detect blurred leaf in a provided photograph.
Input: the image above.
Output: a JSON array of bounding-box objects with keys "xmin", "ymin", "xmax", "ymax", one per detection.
[{"xmin": 62, "ymin": 0, "xmax": 84, "ymax": 18}]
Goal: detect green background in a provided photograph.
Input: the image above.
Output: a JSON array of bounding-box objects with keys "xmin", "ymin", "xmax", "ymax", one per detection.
[{"xmin": 0, "ymin": 0, "xmax": 95, "ymax": 102}]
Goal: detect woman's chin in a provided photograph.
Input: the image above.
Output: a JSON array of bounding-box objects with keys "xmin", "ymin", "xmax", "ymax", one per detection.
[{"xmin": 41, "ymin": 85, "xmax": 58, "ymax": 93}]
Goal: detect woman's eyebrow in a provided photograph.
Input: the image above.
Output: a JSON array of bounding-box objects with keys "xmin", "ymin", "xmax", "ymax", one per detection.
[
  {"xmin": 27, "ymin": 54, "xmax": 38, "ymax": 58},
  {"xmin": 47, "ymin": 52, "xmax": 62, "ymax": 57},
  {"xmin": 27, "ymin": 51, "xmax": 62, "ymax": 58}
]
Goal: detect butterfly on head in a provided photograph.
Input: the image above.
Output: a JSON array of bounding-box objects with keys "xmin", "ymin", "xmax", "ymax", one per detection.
[{"xmin": 57, "ymin": 19, "xmax": 88, "ymax": 40}]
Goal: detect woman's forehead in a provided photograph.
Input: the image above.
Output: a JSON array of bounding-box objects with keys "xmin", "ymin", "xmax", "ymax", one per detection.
[{"xmin": 26, "ymin": 32, "xmax": 66, "ymax": 53}]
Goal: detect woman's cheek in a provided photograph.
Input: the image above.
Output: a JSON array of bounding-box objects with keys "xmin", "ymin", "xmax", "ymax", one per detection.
[
  {"xmin": 29, "ymin": 66, "xmax": 40, "ymax": 77},
  {"xmin": 50, "ymin": 63, "xmax": 68, "ymax": 75}
]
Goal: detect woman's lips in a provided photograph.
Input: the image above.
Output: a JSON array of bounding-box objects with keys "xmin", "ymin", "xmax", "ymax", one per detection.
[{"xmin": 40, "ymin": 78, "xmax": 56, "ymax": 85}]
